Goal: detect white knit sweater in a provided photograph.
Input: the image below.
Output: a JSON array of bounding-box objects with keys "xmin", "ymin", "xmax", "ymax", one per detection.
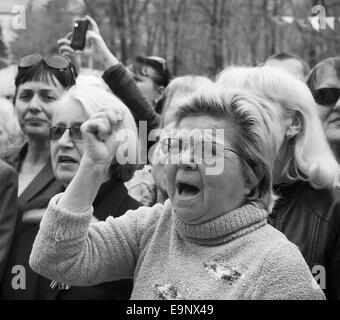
[{"xmin": 30, "ymin": 194, "xmax": 325, "ymax": 300}]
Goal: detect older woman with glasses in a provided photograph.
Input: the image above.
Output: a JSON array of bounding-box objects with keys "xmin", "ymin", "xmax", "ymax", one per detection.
[
  {"xmin": 151, "ymin": 75, "xmax": 213, "ymax": 203},
  {"xmin": 217, "ymin": 66, "xmax": 340, "ymax": 299},
  {"xmin": 0, "ymin": 53, "xmax": 76, "ymax": 299},
  {"xmin": 45, "ymin": 78, "xmax": 141, "ymax": 300},
  {"xmin": 306, "ymin": 56, "xmax": 340, "ymax": 162},
  {"xmin": 30, "ymin": 84, "xmax": 324, "ymax": 300}
]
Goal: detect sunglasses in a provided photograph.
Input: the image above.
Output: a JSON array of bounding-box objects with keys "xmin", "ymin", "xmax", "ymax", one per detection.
[
  {"xmin": 312, "ymin": 88, "xmax": 340, "ymax": 107},
  {"xmin": 135, "ymin": 55, "xmax": 168, "ymax": 72},
  {"xmin": 147, "ymin": 56, "xmax": 168, "ymax": 72},
  {"xmin": 18, "ymin": 53, "xmax": 76, "ymax": 81},
  {"xmin": 50, "ymin": 126, "xmax": 83, "ymax": 141}
]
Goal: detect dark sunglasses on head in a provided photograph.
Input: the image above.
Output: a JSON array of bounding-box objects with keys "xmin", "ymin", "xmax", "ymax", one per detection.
[
  {"xmin": 50, "ymin": 126, "xmax": 83, "ymax": 141},
  {"xmin": 135, "ymin": 55, "xmax": 168, "ymax": 72},
  {"xmin": 147, "ymin": 56, "xmax": 167, "ymax": 72},
  {"xmin": 18, "ymin": 53, "xmax": 76, "ymax": 81},
  {"xmin": 312, "ymin": 88, "xmax": 340, "ymax": 107}
]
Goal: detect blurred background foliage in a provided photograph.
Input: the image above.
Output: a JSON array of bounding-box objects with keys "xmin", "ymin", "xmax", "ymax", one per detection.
[{"xmin": 1, "ymin": 0, "xmax": 340, "ymax": 77}]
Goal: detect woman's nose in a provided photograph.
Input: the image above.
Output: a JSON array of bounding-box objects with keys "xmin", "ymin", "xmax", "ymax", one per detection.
[
  {"xmin": 57, "ymin": 129, "xmax": 73, "ymax": 148},
  {"xmin": 179, "ymin": 145, "xmax": 197, "ymax": 170},
  {"xmin": 27, "ymin": 94, "xmax": 42, "ymax": 113}
]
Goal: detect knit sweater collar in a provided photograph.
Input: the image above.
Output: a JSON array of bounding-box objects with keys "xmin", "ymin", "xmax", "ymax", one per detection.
[{"xmin": 171, "ymin": 202, "xmax": 268, "ymax": 246}]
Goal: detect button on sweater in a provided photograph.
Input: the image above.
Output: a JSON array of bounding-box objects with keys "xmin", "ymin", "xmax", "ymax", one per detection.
[{"xmin": 29, "ymin": 194, "xmax": 325, "ymax": 300}]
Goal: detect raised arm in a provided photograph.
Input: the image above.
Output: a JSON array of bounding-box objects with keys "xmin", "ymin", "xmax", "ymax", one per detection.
[
  {"xmin": 58, "ymin": 16, "xmax": 160, "ymax": 132},
  {"xmin": 29, "ymin": 194, "xmax": 160, "ymax": 286}
]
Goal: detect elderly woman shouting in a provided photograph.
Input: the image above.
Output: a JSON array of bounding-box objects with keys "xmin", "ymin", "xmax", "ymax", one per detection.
[{"xmin": 29, "ymin": 85, "xmax": 324, "ymax": 300}]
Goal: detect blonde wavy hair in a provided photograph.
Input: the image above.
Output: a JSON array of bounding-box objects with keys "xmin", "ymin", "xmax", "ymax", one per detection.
[{"xmin": 217, "ymin": 66, "xmax": 340, "ymax": 189}]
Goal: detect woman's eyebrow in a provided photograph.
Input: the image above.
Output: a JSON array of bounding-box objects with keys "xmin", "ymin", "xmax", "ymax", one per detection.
[
  {"xmin": 39, "ymin": 89, "xmax": 58, "ymax": 94},
  {"xmin": 70, "ymin": 121, "xmax": 83, "ymax": 127},
  {"xmin": 54, "ymin": 121, "xmax": 66, "ymax": 126}
]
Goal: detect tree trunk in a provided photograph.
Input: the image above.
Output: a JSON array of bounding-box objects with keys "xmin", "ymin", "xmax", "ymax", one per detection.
[{"xmin": 172, "ymin": 0, "xmax": 185, "ymax": 75}]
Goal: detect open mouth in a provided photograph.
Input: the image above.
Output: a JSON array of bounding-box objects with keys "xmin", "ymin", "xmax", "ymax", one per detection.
[
  {"xmin": 177, "ymin": 182, "xmax": 200, "ymax": 197},
  {"xmin": 58, "ymin": 155, "xmax": 78, "ymax": 164}
]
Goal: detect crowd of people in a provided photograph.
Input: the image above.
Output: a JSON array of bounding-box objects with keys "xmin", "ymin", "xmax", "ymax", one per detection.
[{"xmin": 0, "ymin": 16, "xmax": 340, "ymax": 300}]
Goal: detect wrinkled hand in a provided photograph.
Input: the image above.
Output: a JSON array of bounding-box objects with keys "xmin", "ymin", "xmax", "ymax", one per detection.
[
  {"xmin": 57, "ymin": 16, "xmax": 119, "ymax": 69},
  {"xmin": 80, "ymin": 109, "xmax": 123, "ymax": 169}
]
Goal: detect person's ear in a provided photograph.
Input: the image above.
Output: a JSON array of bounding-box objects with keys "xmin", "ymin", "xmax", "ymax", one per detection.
[
  {"xmin": 244, "ymin": 165, "xmax": 263, "ymax": 197},
  {"xmin": 154, "ymin": 86, "xmax": 165, "ymax": 106},
  {"xmin": 156, "ymin": 86, "xmax": 165, "ymax": 99},
  {"xmin": 286, "ymin": 112, "xmax": 303, "ymax": 139}
]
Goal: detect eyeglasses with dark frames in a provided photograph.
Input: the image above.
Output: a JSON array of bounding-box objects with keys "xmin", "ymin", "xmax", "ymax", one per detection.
[
  {"xmin": 50, "ymin": 126, "xmax": 83, "ymax": 141},
  {"xmin": 159, "ymin": 137, "xmax": 241, "ymax": 161}
]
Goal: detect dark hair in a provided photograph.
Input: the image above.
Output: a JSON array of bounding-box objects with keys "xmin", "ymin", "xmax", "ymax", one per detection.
[
  {"xmin": 306, "ymin": 56, "xmax": 340, "ymax": 93},
  {"xmin": 132, "ymin": 56, "xmax": 171, "ymax": 87},
  {"xmin": 265, "ymin": 52, "xmax": 310, "ymax": 78},
  {"xmin": 14, "ymin": 58, "xmax": 76, "ymax": 102}
]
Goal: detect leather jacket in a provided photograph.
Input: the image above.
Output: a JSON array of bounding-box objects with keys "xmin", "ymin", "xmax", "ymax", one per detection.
[{"xmin": 268, "ymin": 181, "xmax": 340, "ymax": 300}]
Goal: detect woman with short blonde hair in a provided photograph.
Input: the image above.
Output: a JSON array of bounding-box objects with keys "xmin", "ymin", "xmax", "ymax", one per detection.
[
  {"xmin": 46, "ymin": 79, "xmax": 142, "ymax": 300},
  {"xmin": 63, "ymin": 78, "xmax": 140, "ymax": 182},
  {"xmin": 217, "ymin": 66, "xmax": 340, "ymax": 300}
]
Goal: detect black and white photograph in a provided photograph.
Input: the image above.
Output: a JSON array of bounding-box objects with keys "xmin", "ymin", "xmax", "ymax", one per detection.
[{"xmin": 0, "ymin": 0, "xmax": 339, "ymax": 307}]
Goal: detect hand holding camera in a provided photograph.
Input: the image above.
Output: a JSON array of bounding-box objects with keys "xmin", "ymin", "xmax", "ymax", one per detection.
[{"xmin": 57, "ymin": 16, "xmax": 119, "ymax": 70}]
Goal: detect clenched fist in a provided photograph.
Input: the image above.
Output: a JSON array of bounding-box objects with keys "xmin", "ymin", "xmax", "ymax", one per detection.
[{"xmin": 81, "ymin": 109, "xmax": 123, "ymax": 169}]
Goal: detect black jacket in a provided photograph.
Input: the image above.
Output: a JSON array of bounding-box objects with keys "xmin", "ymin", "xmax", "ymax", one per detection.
[
  {"xmin": 102, "ymin": 64, "xmax": 161, "ymax": 134},
  {"xmin": 268, "ymin": 181, "xmax": 340, "ymax": 300},
  {"xmin": 0, "ymin": 176, "xmax": 142, "ymax": 300},
  {"xmin": 0, "ymin": 160, "xmax": 18, "ymax": 284},
  {"xmin": 3, "ymin": 143, "xmax": 63, "ymax": 213}
]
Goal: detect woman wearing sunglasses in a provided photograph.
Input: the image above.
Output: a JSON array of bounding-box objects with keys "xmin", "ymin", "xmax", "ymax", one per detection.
[
  {"xmin": 307, "ymin": 56, "xmax": 340, "ymax": 162},
  {"xmin": 1, "ymin": 53, "xmax": 76, "ymax": 299},
  {"xmin": 30, "ymin": 85, "xmax": 323, "ymax": 300},
  {"xmin": 217, "ymin": 66, "xmax": 340, "ymax": 300},
  {"xmin": 44, "ymin": 78, "xmax": 141, "ymax": 300}
]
